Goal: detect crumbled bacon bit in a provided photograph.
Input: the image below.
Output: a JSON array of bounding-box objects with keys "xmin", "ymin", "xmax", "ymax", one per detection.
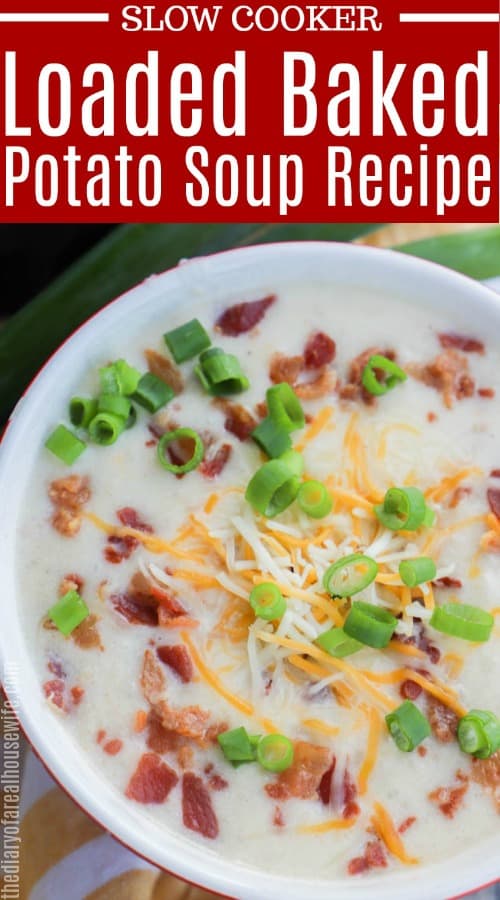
[
  {"xmin": 141, "ymin": 649, "xmax": 166, "ymax": 705},
  {"xmin": 343, "ymin": 767, "xmax": 360, "ymax": 819},
  {"xmin": 304, "ymin": 332, "xmax": 336, "ymax": 369},
  {"xmin": 117, "ymin": 507, "xmax": 153, "ymax": 533},
  {"xmin": 104, "ymin": 535, "xmax": 138, "ymax": 564},
  {"xmin": 487, "ymin": 488, "xmax": 500, "ymax": 520},
  {"xmin": 318, "ymin": 756, "xmax": 336, "ymax": 805},
  {"xmin": 47, "ymin": 656, "xmax": 66, "ymax": 679},
  {"xmin": 125, "ymin": 753, "xmax": 178, "ymax": 804},
  {"xmin": 438, "ymin": 333, "xmax": 485, "ymax": 354},
  {"xmin": 182, "ymin": 772, "xmax": 219, "ymax": 838},
  {"xmin": 141, "ymin": 651, "xmax": 224, "ymax": 747},
  {"xmin": 199, "ymin": 443, "xmax": 232, "ymax": 479},
  {"xmin": 96, "ymin": 729, "xmax": 106, "ymax": 744},
  {"xmin": 216, "ymin": 295, "xmax": 276, "ymax": 336},
  {"xmin": 43, "ymin": 679, "xmax": 65, "ymax": 710},
  {"xmin": 400, "ymin": 679, "xmax": 423, "ymax": 701},
  {"xmin": 408, "ymin": 349, "xmax": 475, "ymax": 409},
  {"xmin": 348, "ymin": 840, "xmax": 387, "ymax": 875},
  {"xmin": 273, "ymin": 806, "xmax": 285, "ymax": 828},
  {"xmin": 58, "ymin": 573, "xmax": 84, "ymax": 596},
  {"xmin": 156, "ymin": 644, "xmax": 193, "ymax": 683},
  {"xmin": 265, "ymin": 741, "xmax": 331, "ymax": 801},
  {"xmin": 70, "ymin": 686, "xmax": 85, "ymax": 706},
  {"xmin": 471, "ymin": 750, "xmax": 500, "ymax": 812},
  {"xmin": 432, "ymin": 577, "xmax": 463, "ymax": 590},
  {"xmin": 427, "ymin": 411, "xmax": 437, "ymax": 423},
  {"xmin": 399, "ymin": 816, "xmax": 416, "ymax": 834},
  {"xmin": 103, "ymin": 508, "xmax": 152, "ymax": 563},
  {"xmin": 417, "ymin": 746, "xmax": 427, "ymax": 757},
  {"xmin": 339, "ymin": 347, "xmax": 396, "ymax": 406},
  {"xmin": 146, "ymin": 711, "xmax": 186, "ymax": 755},
  {"xmin": 177, "ymin": 746, "xmax": 195, "ymax": 770},
  {"xmin": 269, "ymin": 353, "xmax": 303, "ymax": 386},
  {"xmin": 72, "ymin": 613, "xmax": 103, "ymax": 650},
  {"xmin": 399, "ymin": 622, "xmax": 441, "ymax": 664},
  {"xmin": 428, "ymin": 770, "xmax": 469, "ymax": 818},
  {"xmin": 294, "ymin": 369, "xmax": 336, "ymax": 400},
  {"xmin": 426, "ymin": 696, "xmax": 459, "ymax": 743},
  {"xmin": 209, "ymin": 774, "xmax": 228, "ymax": 791},
  {"xmin": 214, "ymin": 398, "xmax": 257, "ymax": 442},
  {"xmin": 103, "ymin": 738, "xmax": 123, "ymax": 756},
  {"xmin": 145, "ymin": 348, "xmax": 183, "ymax": 394},
  {"xmin": 48, "ymin": 475, "xmax": 91, "ymax": 538},
  {"xmin": 153, "ymin": 699, "xmax": 224, "ymax": 748},
  {"xmin": 478, "ymin": 387, "xmax": 495, "ymax": 398},
  {"xmin": 111, "ymin": 591, "xmax": 159, "ymax": 627},
  {"xmin": 490, "ymin": 469, "xmax": 500, "ymax": 479}
]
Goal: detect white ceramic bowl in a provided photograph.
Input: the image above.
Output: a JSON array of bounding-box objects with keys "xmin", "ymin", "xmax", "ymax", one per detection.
[{"xmin": 1, "ymin": 242, "xmax": 499, "ymax": 900}]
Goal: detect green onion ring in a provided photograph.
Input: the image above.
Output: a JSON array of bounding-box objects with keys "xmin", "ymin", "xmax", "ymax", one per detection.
[
  {"xmin": 458, "ymin": 710, "xmax": 500, "ymax": 759},
  {"xmin": 256, "ymin": 734, "xmax": 294, "ymax": 772},
  {"xmin": 249, "ymin": 583, "xmax": 286, "ymax": 621},
  {"xmin": 429, "ymin": 602, "xmax": 494, "ymax": 643},
  {"xmin": 245, "ymin": 460, "xmax": 300, "ymax": 518},
  {"xmin": 343, "ymin": 600, "xmax": 397, "ymax": 649},
  {"xmin": 385, "ymin": 700, "xmax": 431, "ymax": 752},
  {"xmin": 362, "ymin": 354, "xmax": 407, "ymax": 396},
  {"xmin": 375, "ymin": 486, "xmax": 428, "ymax": 531},
  {"xmin": 297, "ymin": 480, "xmax": 332, "ymax": 519},
  {"xmin": 88, "ymin": 412, "xmax": 126, "ymax": 446},
  {"xmin": 323, "ymin": 553, "xmax": 379, "ymax": 598},
  {"xmin": 157, "ymin": 428, "xmax": 204, "ymax": 474},
  {"xmin": 399, "ymin": 557, "xmax": 437, "ymax": 587},
  {"xmin": 266, "ymin": 382, "xmax": 305, "ymax": 431}
]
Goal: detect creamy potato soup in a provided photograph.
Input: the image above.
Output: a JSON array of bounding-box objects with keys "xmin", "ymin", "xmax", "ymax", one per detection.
[{"xmin": 18, "ymin": 282, "xmax": 500, "ymax": 880}]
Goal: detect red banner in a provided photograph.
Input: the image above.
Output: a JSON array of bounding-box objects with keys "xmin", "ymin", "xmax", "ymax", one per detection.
[{"xmin": 0, "ymin": 0, "xmax": 498, "ymax": 221}]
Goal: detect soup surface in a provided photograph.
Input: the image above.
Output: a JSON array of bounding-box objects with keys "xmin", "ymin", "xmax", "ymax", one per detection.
[{"xmin": 18, "ymin": 280, "xmax": 500, "ymax": 880}]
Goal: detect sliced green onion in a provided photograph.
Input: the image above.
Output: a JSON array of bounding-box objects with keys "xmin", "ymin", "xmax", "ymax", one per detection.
[
  {"xmin": 245, "ymin": 460, "xmax": 300, "ymax": 518},
  {"xmin": 251, "ymin": 417, "xmax": 292, "ymax": 458},
  {"xmin": 375, "ymin": 486, "xmax": 428, "ymax": 531},
  {"xmin": 278, "ymin": 449, "xmax": 304, "ymax": 476},
  {"xmin": 315, "ymin": 627, "xmax": 363, "ymax": 658},
  {"xmin": 133, "ymin": 372, "xmax": 174, "ymax": 413},
  {"xmin": 47, "ymin": 590, "xmax": 89, "ymax": 636},
  {"xmin": 362, "ymin": 354, "xmax": 407, "ymax": 396},
  {"xmin": 164, "ymin": 318, "xmax": 211, "ymax": 363},
  {"xmin": 266, "ymin": 382, "xmax": 305, "ymax": 431},
  {"xmin": 125, "ymin": 405, "xmax": 137, "ymax": 429},
  {"xmin": 429, "ymin": 602, "xmax": 494, "ymax": 643},
  {"xmin": 423, "ymin": 506, "xmax": 436, "ymax": 528},
  {"xmin": 344, "ymin": 601, "xmax": 397, "ymax": 648},
  {"xmin": 297, "ymin": 480, "xmax": 332, "ymax": 519},
  {"xmin": 88, "ymin": 412, "xmax": 126, "ymax": 446},
  {"xmin": 256, "ymin": 734, "xmax": 294, "ymax": 772},
  {"xmin": 99, "ymin": 364, "xmax": 121, "ymax": 395},
  {"xmin": 458, "ymin": 710, "xmax": 500, "ymax": 759},
  {"xmin": 249, "ymin": 583, "xmax": 286, "ymax": 621},
  {"xmin": 69, "ymin": 397, "xmax": 98, "ymax": 429},
  {"xmin": 385, "ymin": 700, "xmax": 431, "ymax": 752},
  {"xmin": 323, "ymin": 553, "xmax": 378, "ymax": 598},
  {"xmin": 399, "ymin": 557, "xmax": 437, "ymax": 587},
  {"xmin": 218, "ymin": 726, "xmax": 258, "ymax": 765},
  {"xmin": 97, "ymin": 393, "xmax": 131, "ymax": 420},
  {"xmin": 113, "ymin": 359, "xmax": 142, "ymax": 396},
  {"xmin": 195, "ymin": 348, "xmax": 249, "ymax": 396},
  {"xmin": 45, "ymin": 425, "xmax": 86, "ymax": 464},
  {"xmin": 157, "ymin": 428, "xmax": 204, "ymax": 474}
]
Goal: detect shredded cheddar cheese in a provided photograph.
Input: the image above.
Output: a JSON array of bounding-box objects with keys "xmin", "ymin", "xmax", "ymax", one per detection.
[
  {"xmin": 371, "ymin": 802, "xmax": 419, "ymax": 865},
  {"xmin": 358, "ymin": 707, "xmax": 383, "ymax": 795}
]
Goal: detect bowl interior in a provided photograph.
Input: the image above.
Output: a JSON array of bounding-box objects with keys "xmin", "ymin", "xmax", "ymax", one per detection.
[{"xmin": 1, "ymin": 242, "xmax": 499, "ymax": 900}]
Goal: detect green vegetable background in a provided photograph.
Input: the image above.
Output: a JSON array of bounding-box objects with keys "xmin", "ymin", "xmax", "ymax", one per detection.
[{"xmin": 0, "ymin": 222, "xmax": 499, "ymax": 424}]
